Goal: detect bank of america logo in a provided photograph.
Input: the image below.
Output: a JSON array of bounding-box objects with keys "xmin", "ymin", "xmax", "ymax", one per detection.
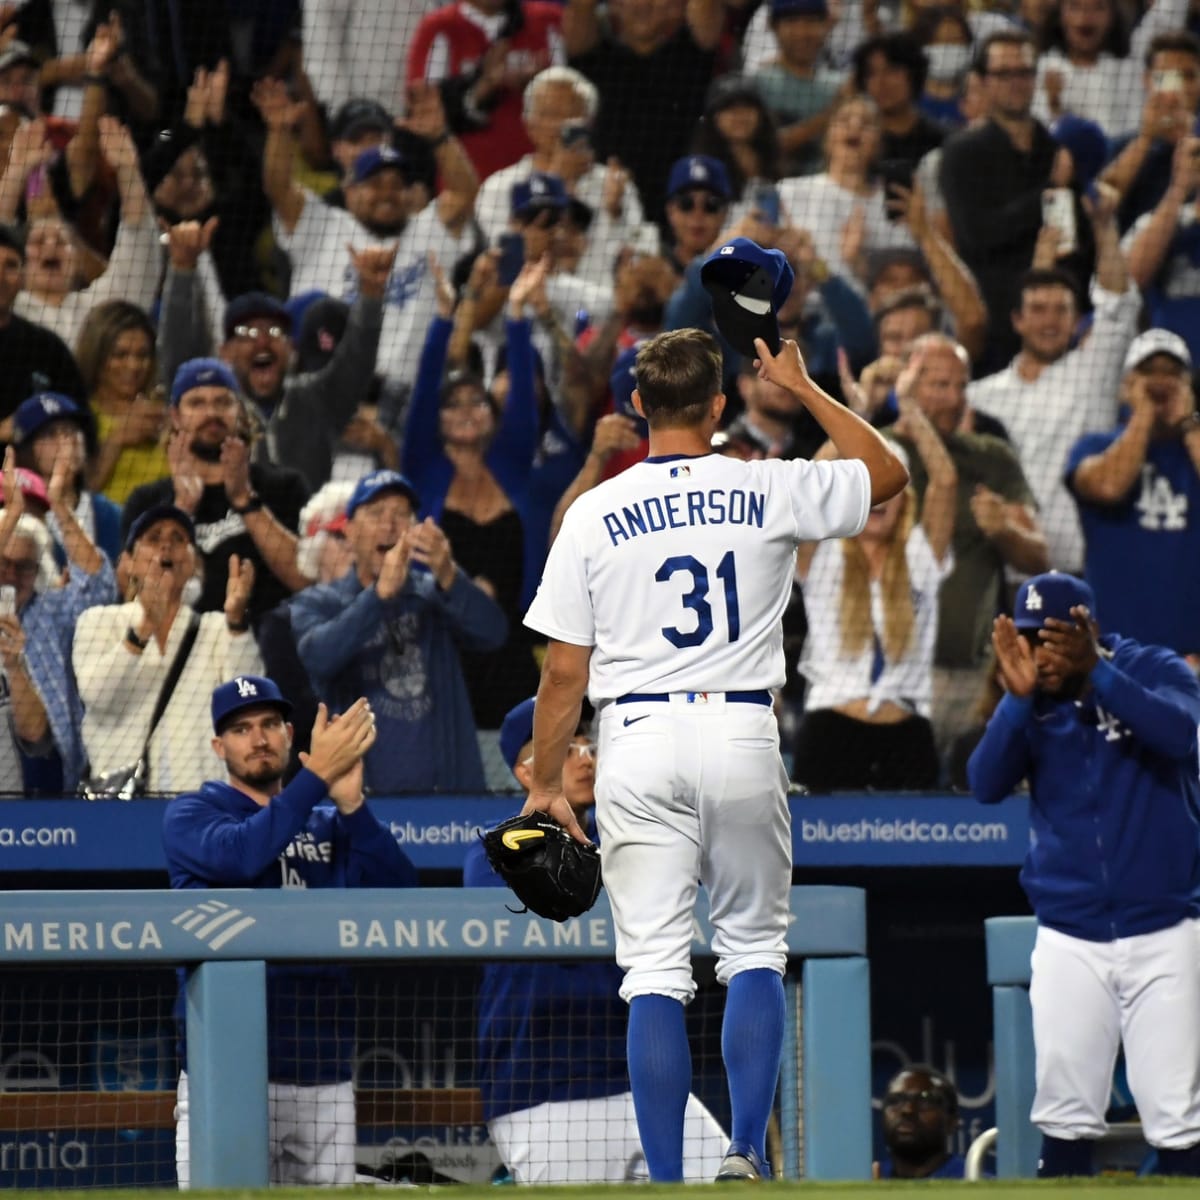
[{"xmin": 171, "ymin": 900, "xmax": 256, "ymax": 949}]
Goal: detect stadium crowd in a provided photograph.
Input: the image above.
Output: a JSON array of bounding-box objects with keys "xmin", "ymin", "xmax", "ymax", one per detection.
[{"xmin": 0, "ymin": 0, "xmax": 1195, "ymax": 798}]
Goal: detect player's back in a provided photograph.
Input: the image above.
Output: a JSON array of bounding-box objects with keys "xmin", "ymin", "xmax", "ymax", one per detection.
[{"xmin": 526, "ymin": 452, "xmax": 870, "ymax": 701}]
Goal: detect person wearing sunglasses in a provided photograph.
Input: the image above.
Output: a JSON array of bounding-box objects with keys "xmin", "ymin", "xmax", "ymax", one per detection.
[
  {"xmin": 876, "ymin": 1065, "xmax": 970, "ymax": 1179},
  {"xmin": 463, "ymin": 695, "xmax": 726, "ymax": 1183},
  {"xmin": 663, "ymin": 155, "xmax": 732, "ymax": 277}
]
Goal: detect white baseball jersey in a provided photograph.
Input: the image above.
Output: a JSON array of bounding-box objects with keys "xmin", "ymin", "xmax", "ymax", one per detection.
[{"xmin": 524, "ymin": 452, "xmax": 871, "ymax": 701}]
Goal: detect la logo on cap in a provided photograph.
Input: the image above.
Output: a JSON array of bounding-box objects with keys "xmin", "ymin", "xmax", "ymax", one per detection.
[
  {"xmin": 689, "ymin": 159, "xmax": 707, "ymax": 181},
  {"xmin": 42, "ymin": 396, "xmax": 62, "ymax": 414},
  {"xmin": 1024, "ymin": 584, "xmax": 1043, "ymax": 612},
  {"xmin": 235, "ymin": 677, "xmax": 258, "ymax": 698}
]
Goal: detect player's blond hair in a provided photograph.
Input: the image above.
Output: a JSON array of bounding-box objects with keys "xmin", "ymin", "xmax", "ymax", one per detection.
[
  {"xmin": 838, "ymin": 488, "xmax": 917, "ymax": 664},
  {"xmin": 634, "ymin": 329, "xmax": 722, "ymax": 427}
]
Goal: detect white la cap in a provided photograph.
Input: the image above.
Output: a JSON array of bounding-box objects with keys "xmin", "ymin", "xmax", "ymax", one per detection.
[{"xmin": 1123, "ymin": 328, "xmax": 1192, "ymax": 373}]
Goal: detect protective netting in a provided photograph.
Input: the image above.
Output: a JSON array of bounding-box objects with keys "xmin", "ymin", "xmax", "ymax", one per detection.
[
  {"xmin": 0, "ymin": 0, "xmax": 1185, "ymax": 797},
  {"xmin": 0, "ymin": 962, "xmax": 734, "ymax": 1187}
]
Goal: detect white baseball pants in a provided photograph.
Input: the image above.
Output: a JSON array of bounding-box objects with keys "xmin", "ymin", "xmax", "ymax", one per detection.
[
  {"xmin": 594, "ymin": 694, "xmax": 792, "ymax": 1003},
  {"xmin": 174, "ymin": 1071, "xmax": 357, "ymax": 1186},
  {"xmin": 489, "ymin": 1089, "xmax": 726, "ymax": 1183},
  {"xmin": 1030, "ymin": 920, "xmax": 1200, "ymax": 1148}
]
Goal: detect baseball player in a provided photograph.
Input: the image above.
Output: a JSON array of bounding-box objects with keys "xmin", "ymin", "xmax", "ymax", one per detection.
[
  {"xmin": 520, "ymin": 325, "xmax": 908, "ymax": 1181},
  {"xmin": 969, "ymin": 574, "xmax": 1200, "ymax": 1177},
  {"xmin": 464, "ymin": 696, "xmax": 727, "ymax": 1182},
  {"xmin": 163, "ymin": 675, "xmax": 417, "ymax": 1186}
]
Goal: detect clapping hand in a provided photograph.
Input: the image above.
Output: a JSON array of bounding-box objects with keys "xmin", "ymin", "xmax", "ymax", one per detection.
[
  {"xmin": 406, "ymin": 517, "xmax": 455, "ymax": 590},
  {"xmin": 991, "ymin": 615, "xmax": 1037, "ymax": 698},
  {"xmin": 167, "ymin": 431, "xmax": 204, "ymax": 513},
  {"xmin": 300, "ymin": 699, "xmax": 377, "ymax": 790}
]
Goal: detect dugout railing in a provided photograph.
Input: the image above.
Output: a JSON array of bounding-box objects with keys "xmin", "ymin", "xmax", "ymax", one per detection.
[{"xmin": 0, "ymin": 885, "xmax": 872, "ymax": 1185}]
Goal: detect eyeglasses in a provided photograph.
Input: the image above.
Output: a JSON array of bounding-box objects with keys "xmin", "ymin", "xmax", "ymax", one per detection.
[
  {"xmin": 986, "ymin": 67, "xmax": 1036, "ymax": 81},
  {"xmin": 673, "ymin": 192, "xmax": 725, "ymax": 215},
  {"xmin": 442, "ymin": 397, "xmax": 492, "ymax": 412},
  {"xmin": 520, "ymin": 742, "xmax": 597, "ymax": 766},
  {"xmin": 0, "ymin": 556, "xmax": 38, "ymax": 578},
  {"xmin": 233, "ymin": 324, "xmax": 287, "ymax": 341},
  {"xmin": 882, "ymin": 1090, "xmax": 949, "ymax": 1114}
]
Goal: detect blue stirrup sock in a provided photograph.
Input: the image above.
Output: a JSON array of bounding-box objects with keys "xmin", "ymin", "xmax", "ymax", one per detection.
[
  {"xmin": 723, "ymin": 968, "xmax": 785, "ymax": 1162},
  {"xmin": 1038, "ymin": 1134, "xmax": 1095, "ymax": 1177},
  {"xmin": 627, "ymin": 993, "xmax": 691, "ymax": 1182}
]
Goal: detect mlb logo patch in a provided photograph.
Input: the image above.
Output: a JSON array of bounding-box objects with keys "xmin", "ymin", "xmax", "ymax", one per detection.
[
  {"xmin": 685, "ymin": 692, "xmax": 710, "ymax": 704},
  {"xmin": 670, "ymin": 464, "xmax": 691, "ymax": 478}
]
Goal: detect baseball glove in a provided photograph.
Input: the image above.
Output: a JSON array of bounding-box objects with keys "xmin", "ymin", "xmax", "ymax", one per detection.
[{"xmin": 481, "ymin": 813, "xmax": 602, "ymax": 923}]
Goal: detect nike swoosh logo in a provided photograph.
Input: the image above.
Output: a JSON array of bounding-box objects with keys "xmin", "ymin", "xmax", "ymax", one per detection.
[
  {"xmin": 622, "ymin": 715, "xmax": 651, "ymax": 727},
  {"xmin": 501, "ymin": 829, "xmax": 546, "ymax": 851}
]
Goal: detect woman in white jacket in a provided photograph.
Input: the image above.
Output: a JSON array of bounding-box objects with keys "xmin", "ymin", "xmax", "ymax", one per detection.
[{"xmin": 74, "ymin": 505, "xmax": 262, "ymax": 794}]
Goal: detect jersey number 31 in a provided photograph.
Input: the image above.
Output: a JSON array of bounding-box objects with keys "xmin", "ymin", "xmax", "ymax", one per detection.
[{"xmin": 656, "ymin": 551, "xmax": 740, "ymax": 647}]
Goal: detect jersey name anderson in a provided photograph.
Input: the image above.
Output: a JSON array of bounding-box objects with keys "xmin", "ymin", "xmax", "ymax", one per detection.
[
  {"xmin": 526, "ymin": 454, "xmax": 872, "ymax": 702},
  {"xmin": 602, "ymin": 487, "xmax": 765, "ymax": 547}
]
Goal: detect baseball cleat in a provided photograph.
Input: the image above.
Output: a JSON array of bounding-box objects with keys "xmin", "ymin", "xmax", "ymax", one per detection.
[{"xmin": 715, "ymin": 1141, "xmax": 769, "ymax": 1182}]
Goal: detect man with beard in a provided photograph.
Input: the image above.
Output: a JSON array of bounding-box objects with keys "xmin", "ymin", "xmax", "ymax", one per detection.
[
  {"xmin": 876, "ymin": 1066, "xmax": 969, "ymax": 1179},
  {"xmin": 163, "ymin": 676, "xmax": 416, "ymax": 1184},
  {"xmin": 253, "ymin": 75, "xmax": 479, "ymax": 388},
  {"xmin": 970, "ymin": 574, "xmax": 1200, "ymax": 1177},
  {"xmin": 74, "ymin": 505, "xmax": 263, "ymax": 795},
  {"xmin": 1066, "ymin": 330, "xmax": 1200, "ymax": 659},
  {"xmin": 158, "ymin": 219, "xmax": 395, "ymax": 492},
  {"xmin": 120, "ymin": 359, "xmax": 310, "ymax": 627}
]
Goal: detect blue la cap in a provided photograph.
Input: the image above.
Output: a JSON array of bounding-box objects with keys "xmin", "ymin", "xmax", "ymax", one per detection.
[
  {"xmin": 499, "ymin": 696, "xmax": 537, "ymax": 773},
  {"xmin": 223, "ymin": 291, "xmax": 293, "ymax": 342},
  {"xmin": 666, "ymin": 155, "xmax": 732, "ymax": 202},
  {"xmin": 770, "ymin": 0, "xmax": 830, "ymax": 17},
  {"xmin": 346, "ymin": 468, "xmax": 421, "ymax": 519},
  {"xmin": 350, "ymin": 145, "xmax": 408, "ymax": 185},
  {"xmin": 1013, "ymin": 573, "xmax": 1097, "ymax": 630},
  {"xmin": 610, "ymin": 341, "xmax": 649, "ymax": 439},
  {"xmin": 211, "ymin": 674, "xmax": 293, "ymax": 734},
  {"xmin": 700, "ymin": 236, "xmax": 795, "ymax": 358},
  {"xmin": 13, "ymin": 392, "xmax": 86, "ymax": 445},
  {"xmin": 511, "ymin": 172, "xmax": 568, "ymax": 216},
  {"xmin": 171, "ymin": 357, "xmax": 240, "ymax": 406},
  {"xmin": 124, "ymin": 504, "xmax": 196, "ymax": 553}
]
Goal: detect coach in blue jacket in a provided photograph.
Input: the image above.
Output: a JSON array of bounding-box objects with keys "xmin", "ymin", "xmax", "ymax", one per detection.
[
  {"xmin": 163, "ymin": 675, "xmax": 416, "ymax": 1186},
  {"xmin": 969, "ymin": 573, "xmax": 1200, "ymax": 1178}
]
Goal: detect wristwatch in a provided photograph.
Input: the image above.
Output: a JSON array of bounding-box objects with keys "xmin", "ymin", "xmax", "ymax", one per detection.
[
  {"xmin": 1177, "ymin": 412, "xmax": 1200, "ymax": 437},
  {"xmin": 231, "ymin": 492, "xmax": 263, "ymax": 515},
  {"xmin": 125, "ymin": 626, "xmax": 148, "ymax": 650}
]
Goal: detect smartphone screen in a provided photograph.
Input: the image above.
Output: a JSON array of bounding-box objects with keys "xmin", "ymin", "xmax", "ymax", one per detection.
[
  {"xmin": 753, "ymin": 184, "xmax": 781, "ymax": 226},
  {"xmin": 497, "ymin": 233, "xmax": 525, "ymax": 287}
]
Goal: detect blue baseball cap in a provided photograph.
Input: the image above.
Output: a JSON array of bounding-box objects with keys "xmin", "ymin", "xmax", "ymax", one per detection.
[
  {"xmin": 124, "ymin": 504, "xmax": 196, "ymax": 553},
  {"xmin": 700, "ymin": 237, "xmax": 795, "ymax": 358},
  {"xmin": 666, "ymin": 156, "xmax": 732, "ymax": 202},
  {"xmin": 350, "ymin": 145, "xmax": 408, "ymax": 185},
  {"xmin": 1013, "ymin": 573, "xmax": 1097, "ymax": 630},
  {"xmin": 171, "ymin": 357, "xmax": 240, "ymax": 406},
  {"xmin": 211, "ymin": 674, "xmax": 293, "ymax": 734},
  {"xmin": 511, "ymin": 172, "xmax": 568, "ymax": 217},
  {"xmin": 346, "ymin": 468, "xmax": 421, "ymax": 519},
  {"xmin": 770, "ymin": 0, "xmax": 829, "ymax": 17},
  {"xmin": 610, "ymin": 342, "xmax": 649, "ymax": 439},
  {"xmin": 223, "ymin": 291, "xmax": 293, "ymax": 342},
  {"xmin": 13, "ymin": 392, "xmax": 87, "ymax": 445},
  {"xmin": 499, "ymin": 696, "xmax": 537, "ymax": 773}
]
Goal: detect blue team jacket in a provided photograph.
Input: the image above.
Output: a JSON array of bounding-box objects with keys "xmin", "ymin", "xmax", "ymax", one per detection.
[
  {"xmin": 163, "ymin": 769, "xmax": 417, "ymax": 1083},
  {"xmin": 968, "ymin": 635, "xmax": 1200, "ymax": 942},
  {"xmin": 463, "ymin": 835, "xmax": 629, "ymax": 1121}
]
